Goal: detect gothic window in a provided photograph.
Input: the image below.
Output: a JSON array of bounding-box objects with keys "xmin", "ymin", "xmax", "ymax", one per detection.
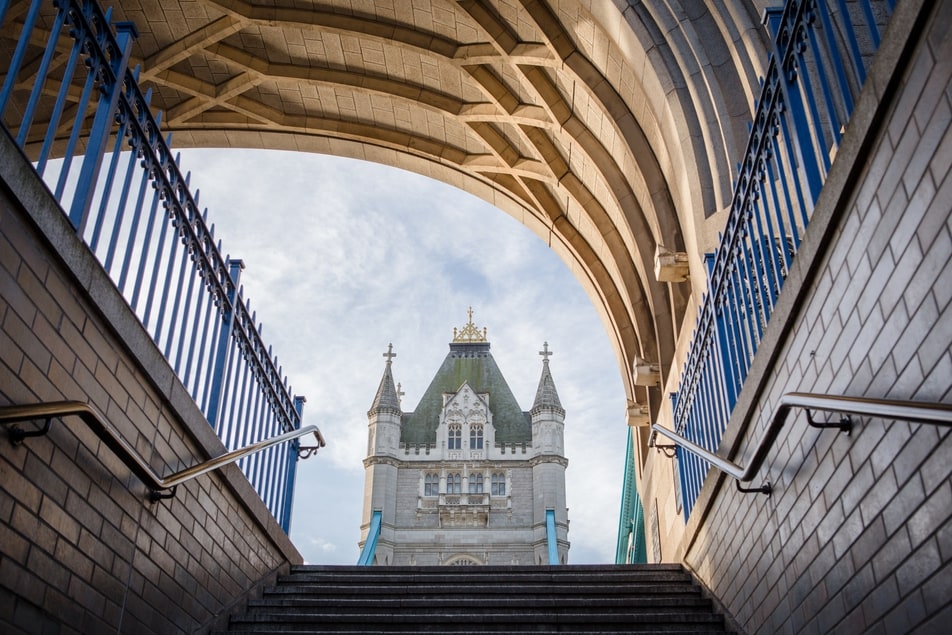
[
  {"xmin": 424, "ymin": 473, "xmax": 439, "ymax": 496},
  {"xmin": 491, "ymin": 473, "xmax": 506, "ymax": 496},
  {"xmin": 468, "ymin": 473, "xmax": 483, "ymax": 494},
  {"xmin": 470, "ymin": 423, "xmax": 484, "ymax": 449},
  {"xmin": 448, "ymin": 473, "xmax": 462, "ymax": 494},
  {"xmin": 448, "ymin": 423, "xmax": 462, "ymax": 450}
]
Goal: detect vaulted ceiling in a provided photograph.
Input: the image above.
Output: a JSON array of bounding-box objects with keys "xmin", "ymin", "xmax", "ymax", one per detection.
[{"xmin": 3, "ymin": 0, "xmax": 770, "ymax": 420}]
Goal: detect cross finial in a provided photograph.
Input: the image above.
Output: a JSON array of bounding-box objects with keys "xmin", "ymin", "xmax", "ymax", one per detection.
[
  {"xmin": 539, "ymin": 341, "xmax": 553, "ymax": 362},
  {"xmin": 383, "ymin": 343, "xmax": 396, "ymax": 363},
  {"xmin": 397, "ymin": 382, "xmax": 405, "ymax": 403},
  {"xmin": 467, "ymin": 306, "xmax": 474, "ymax": 324}
]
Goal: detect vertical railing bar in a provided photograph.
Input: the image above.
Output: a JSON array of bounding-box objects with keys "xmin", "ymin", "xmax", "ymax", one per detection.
[
  {"xmin": 102, "ymin": 146, "xmax": 138, "ymax": 272},
  {"xmin": 859, "ymin": 0, "xmax": 881, "ymax": 49},
  {"xmin": 797, "ymin": 29, "xmax": 835, "ymax": 173},
  {"xmin": 772, "ymin": 115, "xmax": 804, "ymax": 250},
  {"xmin": 247, "ymin": 371, "xmax": 264, "ymax": 498},
  {"xmin": 200, "ymin": 290, "xmax": 224, "ymax": 413},
  {"xmin": 0, "ymin": 0, "xmax": 42, "ymax": 116},
  {"xmin": 180, "ymin": 267, "xmax": 206, "ymax": 389},
  {"xmin": 16, "ymin": 6, "xmax": 67, "ymax": 146},
  {"xmin": 814, "ymin": 0, "xmax": 855, "ymax": 118},
  {"xmin": 116, "ymin": 167, "xmax": 150, "ymax": 293},
  {"xmin": 89, "ymin": 125, "xmax": 128, "ymax": 252},
  {"xmin": 129, "ymin": 178, "xmax": 162, "ymax": 312},
  {"xmin": 833, "ymin": 0, "xmax": 868, "ymax": 85},
  {"xmin": 206, "ymin": 259, "xmax": 241, "ymax": 429},
  {"xmin": 197, "ymin": 294, "xmax": 221, "ymax": 412},
  {"xmin": 0, "ymin": 0, "xmax": 12, "ymax": 29},
  {"xmin": 754, "ymin": 173, "xmax": 782, "ymax": 309},
  {"xmin": 765, "ymin": 140, "xmax": 795, "ymax": 273},
  {"xmin": 251, "ymin": 376, "xmax": 269, "ymax": 495},
  {"xmin": 726, "ymin": 265, "xmax": 751, "ymax": 378},
  {"xmin": 751, "ymin": 184, "xmax": 779, "ymax": 314},
  {"xmin": 737, "ymin": 225, "xmax": 763, "ymax": 345},
  {"xmin": 53, "ymin": 60, "xmax": 97, "ymax": 201},
  {"xmin": 164, "ymin": 231, "xmax": 191, "ymax": 360},
  {"xmin": 281, "ymin": 395, "xmax": 305, "ymax": 531},
  {"xmin": 152, "ymin": 216, "xmax": 181, "ymax": 346},
  {"xmin": 36, "ymin": 37, "xmax": 82, "ymax": 175},
  {"xmin": 69, "ymin": 19, "xmax": 138, "ymax": 230},
  {"xmin": 141, "ymin": 193, "xmax": 172, "ymax": 327}
]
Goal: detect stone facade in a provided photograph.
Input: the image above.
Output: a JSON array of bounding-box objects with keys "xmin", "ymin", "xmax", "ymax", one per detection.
[{"xmin": 359, "ymin": 318, "xmax": 569, "ymax": 565}]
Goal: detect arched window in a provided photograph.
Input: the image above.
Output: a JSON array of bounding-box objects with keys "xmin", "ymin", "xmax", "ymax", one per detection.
[
  {"xmin": 491, "ymin": 473, "xmax": 506, "ymax": 496},
  {"xmin": 424, "ymin": 473, "xmax": 439, "ymax": 496},
  {"xmin": 448, "ymin": 473, "xmax": 462, "ymax": 494},
  {"xmin": 469, "ymin": 473, "xmax": 483, "ymax": 494},
  {"xmin": 470, "ymin": 423, "xmax": 484, "ymax": 449},
  {"xmin": 449, "ymin": 557, "xmax": 480, "ymax": 566},
  {"xmin": 448, "ymin": 423, "xmax": 462, "ymax": 450}
]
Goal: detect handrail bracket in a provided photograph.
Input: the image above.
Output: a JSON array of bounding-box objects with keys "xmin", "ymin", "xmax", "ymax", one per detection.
[
  {"xmin": 149, "ymin": 485, "xmax": 177, "ymax": 502},
  {"xmin": 736, "ymin": 480, "xmax": 772, "ymax": 495},
  {"xmin": 805, "ymin": 409, "xmax": 852, "ymax": 434},
  {"xmin": 6, "ymin": 417, "xmax": 54, "ymax": 445}
]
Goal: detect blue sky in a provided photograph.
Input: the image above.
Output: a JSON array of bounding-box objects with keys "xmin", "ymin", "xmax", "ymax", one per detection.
[{"xmin": 176, "ymin": 148, "xmax": 627, "ymax": 564}]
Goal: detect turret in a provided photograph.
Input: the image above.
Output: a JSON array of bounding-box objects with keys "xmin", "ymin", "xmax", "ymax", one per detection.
[
  {"xmin": 360, "ymin": 343, "xmax": 402, "ymax": 565},
  {"xmin": 531, "ymin": 341, "xmax": 565, "ymax": 455},
  {"xmin": 530, "ymin": 341, "xmax": 569, "ymax": 564},
  {"xmin": 367, "ymin": 343, "xmax": 402, "ymax": 457}
]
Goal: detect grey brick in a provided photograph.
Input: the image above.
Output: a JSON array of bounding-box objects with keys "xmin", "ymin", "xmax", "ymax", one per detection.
[
  {"xmin": 881, "ymin": 589, "xmax": 929, "ymax": 635},
  {"xmin": 907, "ymin": 481, "xmax": 952, "ymax": 545},
  {"xmin": 896, "ymin": 536, "xmax": 942, "ymax": 596}
]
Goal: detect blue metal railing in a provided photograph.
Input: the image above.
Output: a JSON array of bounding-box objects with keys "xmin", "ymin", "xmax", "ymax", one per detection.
[
  {"xmin": 0, "ymin": 0, "xmax": 306, "ymax": 531},
  {"xmin": 672, "ymin": 0, "xmax": 892, "ymax": 520}
]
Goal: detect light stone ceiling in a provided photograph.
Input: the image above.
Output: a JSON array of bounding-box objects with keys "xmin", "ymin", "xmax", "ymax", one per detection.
[{"xmin": 3, "ymin": 0, "xmax": 770, "ymax": 422}]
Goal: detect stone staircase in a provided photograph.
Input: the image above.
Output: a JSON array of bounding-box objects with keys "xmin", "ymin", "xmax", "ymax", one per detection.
[{"xmin": 222, "ymin": 564, "xmax": 736, "ymax": 633}]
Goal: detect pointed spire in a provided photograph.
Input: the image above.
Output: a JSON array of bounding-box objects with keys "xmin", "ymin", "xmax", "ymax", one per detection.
[
  {"xmin": 532, "ymin": 342, "xmax": 564, "ymax": 414},
  {"xmin": 369, "ymin": 343, "xmax": 402, "ymax": 415}
]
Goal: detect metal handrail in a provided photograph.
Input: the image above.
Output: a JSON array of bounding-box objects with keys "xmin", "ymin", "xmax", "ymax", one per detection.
[
  {"xmin": 651, "ymin": 392, "xmax": 952, "ymax": 495},
  {"xmin": 0, "ymin": 401, "xmax": 325, "ymax": 500}
]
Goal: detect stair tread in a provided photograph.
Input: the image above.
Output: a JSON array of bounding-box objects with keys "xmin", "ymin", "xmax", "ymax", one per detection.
[
  {"xmin": 266, "ymin": 584, "xmax": 702, "ymax": 595},
  {"xmin": 232, "ymin": 612, "xmax": 724, "ymax": 623},
  {"xmin": 249, "ymin": 597, "xmax": 712, "ymax": 608},
  {"xmin": 226, "ymin": 565, "xmax": 733, "ymax": 634}
]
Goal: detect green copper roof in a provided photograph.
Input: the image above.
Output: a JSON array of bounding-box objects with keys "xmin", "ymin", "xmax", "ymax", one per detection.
[{"xmin": 401, "ymin": 342, "xmax": 531, "ymax": 445}]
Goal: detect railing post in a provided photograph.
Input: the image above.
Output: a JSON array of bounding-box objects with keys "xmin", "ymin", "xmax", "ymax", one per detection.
[
  {"xmin": 68, "ymin": 20, "xmax": 139, "ymax": 230},
  {"xmin": 205, "ymin": 259, "xmax": 244, "ymax": 430},
  {"xmin": 279, "ymin": 395, "xmax": 306, "ymax": 532}
]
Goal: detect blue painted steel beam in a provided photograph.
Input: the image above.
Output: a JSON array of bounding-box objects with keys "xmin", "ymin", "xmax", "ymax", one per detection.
[
  {"xmin": 546, "ymin": 510, "xmax": 559, "ymax": 565},
  {"xmin": 358, "ymin": 511, "xmax": 383, "ymax": 566}
]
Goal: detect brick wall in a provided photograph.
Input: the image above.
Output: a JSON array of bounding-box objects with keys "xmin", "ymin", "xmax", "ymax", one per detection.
[
  {"xmin": 679, "ymin": 1, "xmax": 951, "ymax": 632},
  {"xmin": 0, "ymin": 131, "xmax": 301, "ymax": 631}
]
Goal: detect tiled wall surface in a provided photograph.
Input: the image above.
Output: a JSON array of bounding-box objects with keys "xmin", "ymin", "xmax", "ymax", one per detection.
[{"xmin": 0, "ymin": 131, "xmax": 300, "ymax": 632}]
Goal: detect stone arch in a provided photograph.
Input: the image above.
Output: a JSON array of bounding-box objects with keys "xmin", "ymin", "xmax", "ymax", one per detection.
[
  {"xmin": 13, "ymin": 0, "xmax": 770, "ymax": 420},
  {"xmin": 445, "ymin": 554, "xmax": 485, "ymax": 566}
]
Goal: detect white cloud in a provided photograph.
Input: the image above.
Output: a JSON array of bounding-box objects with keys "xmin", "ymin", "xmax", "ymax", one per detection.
[{"xmin": 177, "ymin": 148, "xmax": 626, "ymax": 564}]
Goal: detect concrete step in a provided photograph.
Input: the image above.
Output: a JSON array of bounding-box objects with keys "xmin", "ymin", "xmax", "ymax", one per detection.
[
  {"xmin": 222, "ymin": 565, "xmax": 733, "ymax": 634},
  {"xmin": 264, "ymin": 582, "xmax": 704, "ymax": 597},
  {"xmin": 247, "ymin": 595, "xmax": 715, "ymax": 610},
  {"xmin": 227, "ymin": 611, "xmax": 728, "ymax": 632}
]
